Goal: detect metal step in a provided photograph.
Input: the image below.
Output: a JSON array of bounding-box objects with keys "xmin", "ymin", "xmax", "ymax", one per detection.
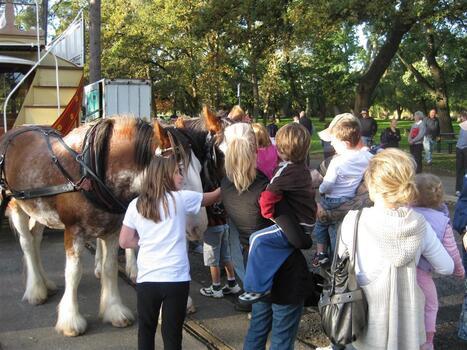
[
  {"xmin": 23, "ymin": 107, "xmax": 64, "ymax": 124},
  {"xmin": 32, "ymin": 86, "xmax": 76, "ymax": 105}
]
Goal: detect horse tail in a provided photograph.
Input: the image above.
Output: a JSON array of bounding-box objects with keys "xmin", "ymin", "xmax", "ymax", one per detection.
[{"xmin": 0, "ymin": 189, "xmax": 12, "ymax": 229}]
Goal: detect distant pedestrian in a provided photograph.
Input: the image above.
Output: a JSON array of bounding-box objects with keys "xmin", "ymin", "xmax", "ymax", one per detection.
[
  {"xmin": 455, "ymin": 111, "xmax": 467, "ymax": 196},
  {"xmin": 424, "ymin": 108, "xmax": 441, "ymax": 166},
  {"xmin": 358, "ymin": 108, "xmax": 377, "ymax": 147},
  {"xmin": 298, "ymin": 110, "xmax": 313, "ymax": 135},
  {"xmin": 408, "ymin": 111, "xmax": 426, "ymax": 173},
  {"xmin": 266, "ymin": 116, "xmax": 279, "ymax": 142},
  {"xmin": 380, "ymin": 118, "xmax": 401, "ymax": 148}
]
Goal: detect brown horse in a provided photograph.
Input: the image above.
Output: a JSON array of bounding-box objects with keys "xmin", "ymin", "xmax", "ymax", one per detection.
[{"xmin": 0, "ymin": 113, "xmax": 223, "ymax": 336}]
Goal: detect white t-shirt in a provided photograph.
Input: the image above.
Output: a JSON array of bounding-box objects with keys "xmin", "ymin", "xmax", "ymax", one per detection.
[
  {"xmin": 123, "ymin": 190, "xmax": 202, "ymax": 283},
  {"xmin": 319, "ymin": 149, "xmax": 373, "ymax": 198}
]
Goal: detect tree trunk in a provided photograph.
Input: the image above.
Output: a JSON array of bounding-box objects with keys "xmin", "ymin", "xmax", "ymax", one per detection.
[
  {"xmin": 354, "ymin": 20, "xmax": 414, "ymax": 114},
  {"xmin": 89, "ymin": 0, "xmax": 101, "ymax": 84},
  {"xmin": 425, "ymin": 29, "xmax": 453, "ymax": 133},
  {"xmin": 251, "ymin": 58, "xmax": 260, "ymax": 118}
]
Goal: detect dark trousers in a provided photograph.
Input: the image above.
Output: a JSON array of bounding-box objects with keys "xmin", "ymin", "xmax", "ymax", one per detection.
[
  {"xmin": 456, "ymin": 147, "xmax": 467, "ymax": 192},
  {"xmin": 410, "ymin": 143, "xmax": 423, "ymax": 173},
  {"xmin": 137, "ymin": 281, "xmax": 190, "ymax": 350}
]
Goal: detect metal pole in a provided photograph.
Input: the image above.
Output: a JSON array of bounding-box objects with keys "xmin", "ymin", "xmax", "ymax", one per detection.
[{"xmin": 237, "ymin": 83, "xmax": 241, "ymax": 106}]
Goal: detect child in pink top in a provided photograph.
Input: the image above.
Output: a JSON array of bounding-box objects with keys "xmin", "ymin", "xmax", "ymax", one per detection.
[
  {"xmin": 252, "ymin": 123, "xmax": 279, "ymax": 179},
  {"xmin": 413, "ymin": 174, "xmax": 465, "ymax": 350}
]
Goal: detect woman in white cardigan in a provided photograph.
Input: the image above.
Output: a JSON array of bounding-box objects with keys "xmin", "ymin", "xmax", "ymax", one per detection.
[{"xmin": 339, "ymin": 148, "xmax": 454, "ymax": 350}]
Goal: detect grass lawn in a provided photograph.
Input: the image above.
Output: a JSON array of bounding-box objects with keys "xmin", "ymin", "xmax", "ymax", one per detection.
[{"xmin": 266, "ymin": 117, "xmax": 458, "ymax": 175}]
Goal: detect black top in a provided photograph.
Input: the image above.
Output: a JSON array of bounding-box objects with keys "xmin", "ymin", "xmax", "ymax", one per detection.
[
  {"xmin": 221, "ymin": 170, "xmax": 271, "ymax": 245},
  {"xmin": 266, "ymin": 123, "xmax": 278, "ymax": 138},
  {"xmin": 425, "ymin": 117, "xmax": 440, "ymax": 138},
  {"xmin": 380, "ymin": 127, "xmax": 401, "ymax": 148},
  {"xmin": 359, "ymin": 117, "xmax": 378, "ymax": 137},
  {"xmin": 299, "ymin": 117, "xmax": 313, "ymax": 135},
  {"xmin": 221, "ymin": 169, "xmax": 312, "ymax": 305}
]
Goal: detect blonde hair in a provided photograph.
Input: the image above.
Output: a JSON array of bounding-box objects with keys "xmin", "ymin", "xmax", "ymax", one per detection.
[
  {"xmin": 414, "ymin": 173, "xmax": 444, "ymax": 208},
  {"xmin": 224, "ymin": 123, "xmax": 257, "ymax": 193},
  {"xmin": 252, "ymin": 123, "xmax": 271, "ymax": 148},
  {"xmin": 275, "ymin": 123, "xmax": 310, "ymax": 163},
  {"xmin": 228, "ymin": 105, "xmax": 245, "ymax": 122},
  {"xmin": 364, "ymin": 148, "xmax": 418, "ymax": 207},
  {"xmin": 137, "ymin": 155, "xmax": 178, "ymax": 222}
]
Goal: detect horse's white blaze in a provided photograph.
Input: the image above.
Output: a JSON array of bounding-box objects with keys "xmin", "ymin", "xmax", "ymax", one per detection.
[
  {"xmin": 99, "ymin": 233, "xmax": 134, "ymax": 327},
  {"xmin": 55, "ymin": 235, "xmax": 87, "ymax": 336},
  {"xmin": 10, "ymin": 206, "xmax": 48, "ymax": 305}
]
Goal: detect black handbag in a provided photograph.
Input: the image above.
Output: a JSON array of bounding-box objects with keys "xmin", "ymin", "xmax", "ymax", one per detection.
[{"xmin": 318, "ymin": 209, "xmax": 368, "ymax": 346}]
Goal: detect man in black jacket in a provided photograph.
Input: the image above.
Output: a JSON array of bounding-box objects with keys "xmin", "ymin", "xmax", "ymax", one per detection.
[
  {"xmin": 359, "ymin": 108, "xmax": 377, "ymax": 147},
  {"xmin": 299, "ymin": 111, "xmax": 313, "ymax": 135},
  {"xmin": 424, "ymin": 108, "xmax": 440, "ymax": 165}
]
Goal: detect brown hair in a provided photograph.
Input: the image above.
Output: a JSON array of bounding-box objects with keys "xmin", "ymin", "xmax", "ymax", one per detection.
[
  {"xmin": 275, "ymin": 123, "xmax": 310, "ymax": 163},
  {"xmin": 332, "ymin": 118, "xmax": 361, "ymax": 147},
  {"xmin": 252, "ymin": 123, "xmax": 272, "ymax": 148},
  {"xmin": 414, "ymin": 173, "xmax": 444, "ymax": 209},
  {"xmin": 136, "ymin": 155, "xmax": 178, "ymax": 222}
]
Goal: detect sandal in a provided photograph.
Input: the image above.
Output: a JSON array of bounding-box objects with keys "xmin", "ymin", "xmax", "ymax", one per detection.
[{"xmin": 238, "ymin": 291, "xmax": 271, "ymax": 305}]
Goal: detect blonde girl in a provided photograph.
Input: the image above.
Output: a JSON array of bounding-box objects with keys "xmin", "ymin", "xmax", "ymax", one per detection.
[
  {"xmin": 413, "ymin": 173, "xmax": 465, "ymax": 350},
  {"xmin": 119, "ymin": 154, "xmax": 219, "ymax": 350},
  {"xmin": 252, "ymin": 123, "xmax": 279, "ymax": 179},
  {"xmin": 338, "ymin": 148, "xmax": 454, "ymax": 349}
]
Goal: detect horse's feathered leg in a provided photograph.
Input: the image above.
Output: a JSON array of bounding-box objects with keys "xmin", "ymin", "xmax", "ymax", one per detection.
[
  {"xmin": 125, "ymin": 248, "xmax": 137, "ymax": 283},
  {"xmin": 55, "ymin": 230, "xmax": 87, "ymax": 337},
  {"xmin": 94, "ymin": 238, "xmax": 103, "ymax": 279},
  {"xmin": 99, "ymin": 232, "xmax": 134, "ymax": 327},
  {"xmin": 10, "ymin": 205, "xmax": 48, "ymax": 305},
  {"xmin": 30, "ymin": 220, "xmax": 57, "ymax": 295}
]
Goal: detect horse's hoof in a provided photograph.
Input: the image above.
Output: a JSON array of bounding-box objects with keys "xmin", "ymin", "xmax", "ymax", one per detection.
[
  {"xmin": 55, "ymin": 314, "xmax": 87, "ymax": 337},
  {"xmin": 101, "ymin": 304, "xmax": 134, "ymax": 328},
  {"xmin": 45, "ymin": 280, "xmax": 58, "ymax": 296},
  {"xmin": 23, "ymin": 288, "xmax": 48, "ymax": 305},
  {"xmin": 187, "ymin": 304, "xmax": 196, "ymax": 315}
]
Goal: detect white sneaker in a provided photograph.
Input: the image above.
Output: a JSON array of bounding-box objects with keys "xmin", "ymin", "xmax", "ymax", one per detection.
[
  {"xmin": 222, "ymin": 283, "xmax": 241, "ymax": 295},
  {"xmin": 200, "ymin": 285, "xmax": 223, "ymax": 298},
  {"xmin": 456, "ymin": 190, "xmax": 461, "ymax": 197}
]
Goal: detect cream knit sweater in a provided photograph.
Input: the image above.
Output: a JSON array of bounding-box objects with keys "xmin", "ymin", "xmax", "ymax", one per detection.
[{"xmin": 340, "ymin": 207, "xmax": 454, "ymax": 350}]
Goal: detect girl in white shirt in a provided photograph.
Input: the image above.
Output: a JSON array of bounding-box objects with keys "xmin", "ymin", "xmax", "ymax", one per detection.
[{"xmin": 119, "ymin": 153, "xmax": 220, "ymax": 350}]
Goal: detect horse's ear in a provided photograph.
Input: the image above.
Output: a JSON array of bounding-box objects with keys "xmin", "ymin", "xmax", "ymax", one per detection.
[
  {"xmin": 203, "ymin": 105, "xmax": 221, "ymax": 133},
  {"xmin": 174, "ymin": 117, "xmax": 185, "ymax": 129},
  {"xmin": 153, "ymin": 120, "xmax": 171, "ymax": 149}
]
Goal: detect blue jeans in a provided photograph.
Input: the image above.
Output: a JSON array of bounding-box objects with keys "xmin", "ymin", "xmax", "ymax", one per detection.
[
  {"xmin": 361, "ymin": 136, "xmax": 373, "ymax": 147},
  {"xmin": 314, "ymin": 196, "xmax": 350, "ymax": 254},
  {"xmin": 228, "ymin": 219, "xmax": 245, "ymax": 282},
  {"xmin": 459, "ymin": 280, "xmax": 467, "ymax": 340},
  {"xmin": 243, "ymin": 301, "xmax": 303, "ymax": 350},
  {"xmin": 244, "ymin": 225, "xmax": 293, "ymax": 293},
  {"xmin": 424, "ymin": 136, "xmax": 435, "ymax": 163}
]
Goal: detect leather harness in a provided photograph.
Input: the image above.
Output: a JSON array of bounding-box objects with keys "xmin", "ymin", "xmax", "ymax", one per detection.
[{"xmin": 0, "ymin": 121, "xmax": 220, "ymax": 215}]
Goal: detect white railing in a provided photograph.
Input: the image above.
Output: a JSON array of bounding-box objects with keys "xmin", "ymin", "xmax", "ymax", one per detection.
[{"xmin": 2, "ymin": 10, "xmax": 83, "ymax": 132}]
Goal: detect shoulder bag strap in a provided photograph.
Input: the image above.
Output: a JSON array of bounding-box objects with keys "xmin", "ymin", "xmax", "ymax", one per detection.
[{"xmin": 348, "ymin": 209, "xmax": 363, "ymax": 290}]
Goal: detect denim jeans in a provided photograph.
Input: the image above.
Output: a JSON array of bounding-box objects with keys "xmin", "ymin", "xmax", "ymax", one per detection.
[
  {"xmin": 314, "ymin": 196, "xmax": 350, "ymax": 252},
  {"xmin": 227, "ymin": 219, "xmax": 245, "ymax": 282},
  {"xmin": 459, "ymin": 279, "xmax": 467, "ymax": 340},
  {"xmin": 243, "ymin": 301, "xmax": 303, "ymax": 350},
  {"xmin": 423, "ymin": 136, "xmax": 435, "ymax": 163}
]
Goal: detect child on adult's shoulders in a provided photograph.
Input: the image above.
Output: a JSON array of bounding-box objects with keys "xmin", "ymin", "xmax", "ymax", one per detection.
[{"xmin": 312, "ymin": 113, "xmax": 373, "ymax": 266}]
